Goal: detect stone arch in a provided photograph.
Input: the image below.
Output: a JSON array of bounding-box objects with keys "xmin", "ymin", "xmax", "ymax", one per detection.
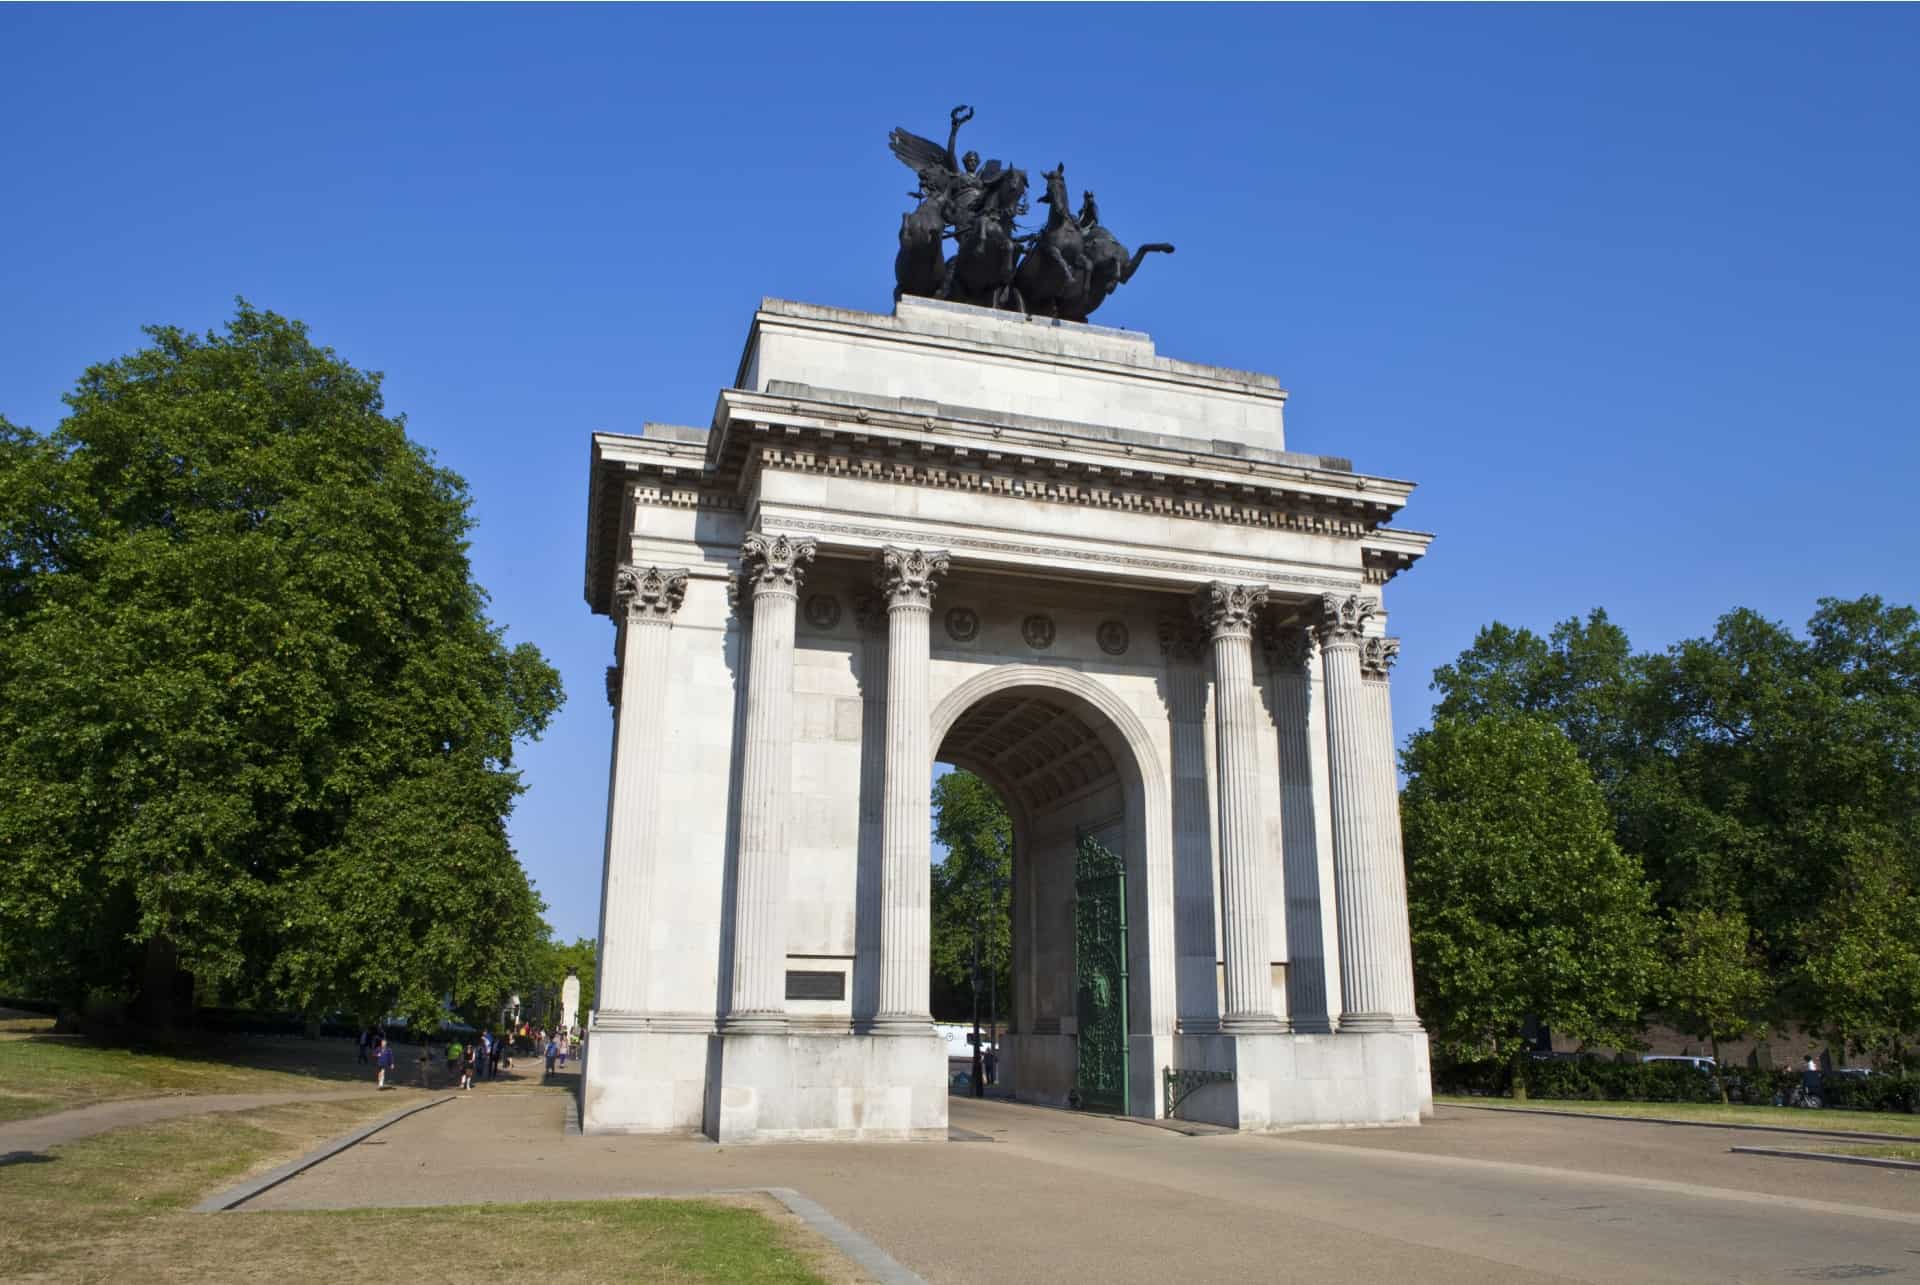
[{"xmin": 930, "ymin": 664, "xmax": 1177, "ymax": 1114}]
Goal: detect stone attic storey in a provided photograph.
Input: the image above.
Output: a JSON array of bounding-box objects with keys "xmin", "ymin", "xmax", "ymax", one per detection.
[{"xmin": 580, "ymin": 296, "xmax": 1433, "ymax": 1142}]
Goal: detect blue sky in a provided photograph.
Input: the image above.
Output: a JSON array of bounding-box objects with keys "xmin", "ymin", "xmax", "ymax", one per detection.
[{"xmin": 4, "ymin": 6, "xmax": 1915, "ymax": 941}]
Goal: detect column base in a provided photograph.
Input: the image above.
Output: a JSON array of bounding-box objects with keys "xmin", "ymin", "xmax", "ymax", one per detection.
[
  {"xmin": 1221, "ymin": 1013, "xmax": 1292, "ymax": 1035},
  {"xmin": 865, "ymin": 1015, "xmax": 936, "ymax": 1036},
  {"xmin": 723, "ymin": 1013, "xmax": 790, "ymax": 1035},
  {"xmin": 581, "ymin": 1027, "xmax": 710, "ymax": 1134},
  {"xmin": 1336, "ymin": 1012, "xmax": 1425, "ymax": 1034}
]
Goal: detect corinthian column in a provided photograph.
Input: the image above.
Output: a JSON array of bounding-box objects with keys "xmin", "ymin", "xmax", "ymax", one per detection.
[
  {"xmin": 726, "ymin": 532, "xmax": 815, "ymax": 1032},
  {"xmin": 873, "ymin": 545, "xmax": 949, "ymax": 1033},
  {"xmin": 596, "ymin": 565, "xmax": 689, "ymax": 1021},
  {"xmin": 1320, "ymin": 595, "xmax": 1421, "ymax": 1032},
  {"xmin": 1194, "ymin": 581, "xmax": 1286, "ymax": 1033}
]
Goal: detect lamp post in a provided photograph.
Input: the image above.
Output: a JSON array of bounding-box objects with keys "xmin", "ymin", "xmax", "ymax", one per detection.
[
  {"xmin": 970, "ymin": 915, "xmax": 984, "ymax": 1097},
  {"xmin": 987, "ymin": 871, "xmax": 1007, "ymax": 1091}
]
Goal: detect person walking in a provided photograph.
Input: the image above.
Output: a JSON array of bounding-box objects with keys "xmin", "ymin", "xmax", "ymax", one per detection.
[
  {"xmin": 544, "ymin": 1034, "xmax": 559, "ymax": 1077},
  {"xmin": 374, "ymin": 1037, "xmax": 394, "ymax": 1090}
]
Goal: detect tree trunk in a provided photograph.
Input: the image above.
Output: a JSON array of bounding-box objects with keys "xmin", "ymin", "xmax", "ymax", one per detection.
[
  {"xmin": 134, "ymin": 935, "xmax": 179, "ymax": 1033},
  {"xmin": 1510, "ymin": 1051, "xmax": 1529, "ymax": 1101},
  {"xmin": 1712, "ymin": 1036, "xmax": 1728, "ymax": 1104}
]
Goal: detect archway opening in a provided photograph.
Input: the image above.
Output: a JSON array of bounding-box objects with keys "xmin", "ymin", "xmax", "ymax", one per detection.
[{"xmin": 932, "ymin": 683, "xmax": 1140, "ymax": 1110}]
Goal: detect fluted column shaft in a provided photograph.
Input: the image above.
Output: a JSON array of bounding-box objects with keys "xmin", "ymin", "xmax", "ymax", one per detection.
[
  {"xmin": 1196, "ymin": 582, "xmax": 1285, "ymax": 1033},
  {"xmin": 1268, "ymin": 627, "xmax": 1334, "ymax": 1034},
  {"xmin": 874, "ymin": 546, "xmax": 950, "ymax": 1032},
  {"xmin": 596, "ymin": 566, "xmax": 689, "ymax": 1020},
  {"xmin": 1160, "ymin": 617, "xmax": 1219, "ymax": 1031},
  {"xmin": 1321, "ymin": 594, "xmax": 1421, "ymax": 1033},
  {"xmin": 727, "ymin": 534, "xmax": 815, "ymax": 1031}
]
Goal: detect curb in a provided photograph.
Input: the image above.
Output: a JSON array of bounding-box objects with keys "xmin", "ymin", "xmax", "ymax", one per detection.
[
  {"xmin": 1443, "ymin": 1102, "xmax": 1920, "ymax": 1145},
  {"xmin": 193, "ymin": 1094, "xmax": 456, "ymax": 1212},
  {"xmin": 1730, "ymin": 1145, "xmax": 1920, "ymax": 1172},
  {"xmin": 752, "ymin": 1187, "xmax": 928, "ymax": 1285}
]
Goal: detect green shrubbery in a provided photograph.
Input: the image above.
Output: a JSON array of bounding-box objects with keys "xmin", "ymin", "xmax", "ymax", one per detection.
[{"xmin": 1438, "ymin": 1056, "xmax": 1920, "ymax": 1113}]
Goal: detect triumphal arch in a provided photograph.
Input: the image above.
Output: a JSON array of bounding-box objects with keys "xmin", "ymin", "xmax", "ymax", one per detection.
[{"xmin": 580, "ymin": 291, "xmax": 1434, "ymax": 1142}]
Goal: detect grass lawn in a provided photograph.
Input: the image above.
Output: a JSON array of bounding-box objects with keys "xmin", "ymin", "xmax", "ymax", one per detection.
[
  {"xmin": 1820, "ymin": 1142, "xmax": 1920, "ymax": 1162},
  {"xmin": 1436, "ymin": 1094, "xmax": 1920, "ymax": 1138},
  {"xmin": 0, "ymin": 1037, "xmax": 355, "ymax": 1123},
  {"xmin": 0, "ymin": 1098, "xmax": 837, "ymax": 1284}
]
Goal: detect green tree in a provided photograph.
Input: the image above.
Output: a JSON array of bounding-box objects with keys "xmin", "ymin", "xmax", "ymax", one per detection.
[
  {"xmin": 0, "ymin": 304, "xmax": 561, "ymax": 1030},
  {"xmin": 1402, "ymin": 714, "xmax": 1658, "ymax": 1097},
  {"xmin": 930, "ymin": 769, "xmax": 1012, "ymax": 1024},
  {"xmin": 1657, "ymin": 907, "xmax": 1771, "ymax": 1099},
  {"xmin": 1799, "ymin": 846, "xmax": 1920, "ymax": 1067}
]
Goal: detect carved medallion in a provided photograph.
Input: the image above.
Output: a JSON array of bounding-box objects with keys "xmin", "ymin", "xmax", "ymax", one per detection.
[
  {"xmin": 1096, "ymin": 619, "xmax": 1130, "ymax": 656},
  {"xmin": 804, "ymin": 594, "xmax": 842, "ymax": 630},
  {"xmin": 944, "ymin": 606, "xmax": 980, "ymax": 642},
  {"xmin": 1022, "ymin": 614, "xmax": 1056, "ymax": 650}
]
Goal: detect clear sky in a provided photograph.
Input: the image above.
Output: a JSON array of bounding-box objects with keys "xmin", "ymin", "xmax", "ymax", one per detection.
[{"xmin": 4, "ymin": 6, "xmax": 1915, "ymax": 941}]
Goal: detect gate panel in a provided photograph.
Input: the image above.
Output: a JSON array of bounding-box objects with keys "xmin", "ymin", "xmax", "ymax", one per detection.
[{"xmin": 1073, "ymin": 831, "xmax": 1129, "ymax": 1114}]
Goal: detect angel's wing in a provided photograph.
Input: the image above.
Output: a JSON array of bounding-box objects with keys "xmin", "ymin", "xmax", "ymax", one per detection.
[{"xmin": 888, "ymin": 126, "xmax": 950, "ymax": 177}]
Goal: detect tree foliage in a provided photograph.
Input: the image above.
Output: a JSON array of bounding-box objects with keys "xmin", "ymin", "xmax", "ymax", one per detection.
[
  {"xmin": 1658, "ymin": 907, "xmax": 1771, "ymax": 1098},
  {"xmin": 1426, "ymin": 596, "xmax": 1920, "ymax": 1064},
  {"xmin": 0, "ymin": 304, "xmax": 561, "ymax": 1030},
  {"xmin": 1402, "ymin": 714, "xmax": 1658, "ymax": 1093},
  {"xmin": 930, "ymin": 769, "xmax": 1012, "ymax": 1020}
]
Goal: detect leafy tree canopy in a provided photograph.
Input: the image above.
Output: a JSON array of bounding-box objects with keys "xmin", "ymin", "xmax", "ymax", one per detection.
[
  {"xmin": 930, "ymin": 769, "xmax": 1012, "ymax": 1021},
  {"xmin": 1402, "ymin": 713, "xmax": 1658, "ymax": 1091},
  {"xmin": 0, "ymin": 303, "xmax": 561, "ymax": 1031}
]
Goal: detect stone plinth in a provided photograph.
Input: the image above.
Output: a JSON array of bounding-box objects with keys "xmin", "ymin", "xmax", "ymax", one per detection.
[{"xmin": 702, "ymin": 1032, "xmax": 948, "ymax": 1144}]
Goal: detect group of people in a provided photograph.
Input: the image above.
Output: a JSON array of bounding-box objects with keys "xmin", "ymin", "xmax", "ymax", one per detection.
[{"xmin": 354, "ymin": 1022, "xmax": 585, "ymax": 1090}]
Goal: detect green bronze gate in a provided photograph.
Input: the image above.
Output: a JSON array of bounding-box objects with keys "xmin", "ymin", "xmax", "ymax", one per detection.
[{"xmin": 1072, "ymin": 830, "xmax": 1129, "ymax": 1114}]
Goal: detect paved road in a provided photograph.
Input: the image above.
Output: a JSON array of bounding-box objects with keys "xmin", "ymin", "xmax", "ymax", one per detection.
[{"xmin": 247, "ymin": 1093, "xmax": 1920, "ymax": 1283}]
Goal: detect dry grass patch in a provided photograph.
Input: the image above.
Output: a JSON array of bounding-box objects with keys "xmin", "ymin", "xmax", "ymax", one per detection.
[{"xmin": 0, "ymin": 1099, "xmax": 837, "ymax": 1284}]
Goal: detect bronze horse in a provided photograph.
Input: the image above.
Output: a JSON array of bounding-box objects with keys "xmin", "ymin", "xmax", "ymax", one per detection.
[
  {"xmin": 1013, "ymin": 164, "xmax": 1092, "ymax": 320},
  {"xmin": 893, "ymin": 193, "xmax": 947, "ymax": 304}
]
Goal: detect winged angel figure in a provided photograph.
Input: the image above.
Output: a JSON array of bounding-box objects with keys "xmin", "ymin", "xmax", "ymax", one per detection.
[{"xmin": 889, "ymin": 106, "xmax": 1029, "ymax": 310}]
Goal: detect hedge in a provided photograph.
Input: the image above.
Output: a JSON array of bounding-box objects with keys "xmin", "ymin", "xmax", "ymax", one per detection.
[{"xmin": 1437, "ymin": 1057, "xmax": 1920, "ymax": 1113}]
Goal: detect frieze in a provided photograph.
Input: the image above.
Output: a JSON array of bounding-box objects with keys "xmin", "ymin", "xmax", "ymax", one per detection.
[
  {"xmin": 1096, "ymin": 619, "xmax": 1130, "ymax": 656},
  {"xmin": 747, "ymin": 444, "xmax": 1377, "ymax": 540},
  {"xmin": 613, "ymin": 564, "xmax": 689, "ymax": 620},
  {"xmin": 768, "ymin": 516, "xmax": 1364, "ymax": 593}
]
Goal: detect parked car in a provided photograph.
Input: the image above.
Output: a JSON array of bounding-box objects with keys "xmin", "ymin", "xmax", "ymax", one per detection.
[{"xmin": 1641, "ymin": 1055, "xmax": 1717, "ymax": 1073}]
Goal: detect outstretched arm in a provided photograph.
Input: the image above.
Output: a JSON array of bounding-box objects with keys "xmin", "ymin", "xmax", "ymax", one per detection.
[{"xmin": 945, "ymin": 104, "xmax": 974, "ymax": 170}]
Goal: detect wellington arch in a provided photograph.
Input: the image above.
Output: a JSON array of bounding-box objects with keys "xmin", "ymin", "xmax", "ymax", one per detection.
[{"xmin": 579, "ymin": 296, "xmax": 1434, "ymax": 1142}]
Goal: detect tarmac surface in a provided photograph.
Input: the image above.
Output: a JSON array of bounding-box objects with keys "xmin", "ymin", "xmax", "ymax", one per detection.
[{"xmin": 244, "ymin": 1072, "xmax": 1920, "ymax": 1284}]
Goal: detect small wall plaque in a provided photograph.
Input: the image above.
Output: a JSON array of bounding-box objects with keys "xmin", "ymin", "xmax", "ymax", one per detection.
[{"xmin": 785, "ymin": 970, "xmax": 846, "ymax": 1001}]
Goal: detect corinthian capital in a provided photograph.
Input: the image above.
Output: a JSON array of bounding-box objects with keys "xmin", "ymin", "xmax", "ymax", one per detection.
[
  {"xmin": 738, "ymin": 532, "xmax": 816, "ymax": 598},
  {"xmin": 1191, "ymin": 581, "xmax": 1268, "ymax": 639},
  {"xmin": 876, "ymin": 545, "xmax": 950, "ymax": 609},
  {"xmin": 1361, "ymin": 636, "xmax": 1402, "ymax": 682},
  {"xmin": 1263, "ymin": 624, "xmax": 1316, "ymax": 676},
  {"xmin": 1316, "ymin": 593, "xmax": 1378, "ymax": 647},
  {"xmin": 613, "ymin": 564, "xmax": 689, "ymax": 621}
]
